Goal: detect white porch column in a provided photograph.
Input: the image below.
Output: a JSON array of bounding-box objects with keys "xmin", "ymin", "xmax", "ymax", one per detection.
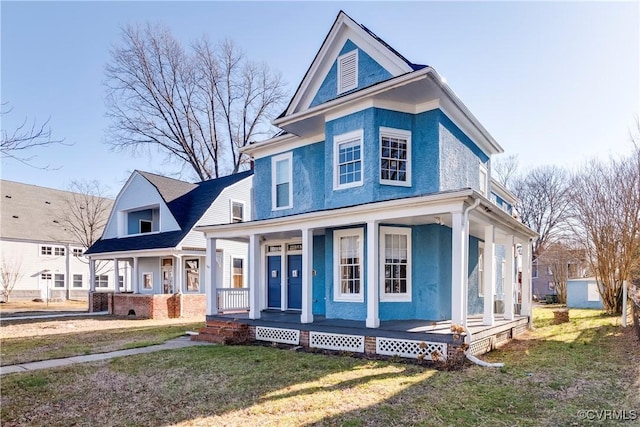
[
  {"xmin": 521, "ymin": 240, "xmax": 533, "ymax": 327},
  {"xmin": 89, "ymin": 258, "xmax": 96, "ymax": 292},
  {"xmin": 132, "ymin": 257, "xmax": 139, "ymax": 293},
  {"xmin": 451, "ymin": 211, "xmax": 468, "ymax": 326},
  {"xmin": 482, "ymin": 224, "xmax": 496, "ymax": 326},
  {"xmin": 366, "ymin": 220, "xmax": 380, "ymax": 328},
  {"xmin": 301, "ymin": 228, "xmax": 314, "ymax": 324},
  {"xmin": 175, "ymin": 255, "xmax": 183, "ymax": 294},
  {"xmin": 206, "ymin": 238, "xmax": 218, "ymax": 315},
  {"xmin": 503, "ymin": 235, "xmax": 515, "ymax": 320},
  {"xmin": 249, "ymin": 234, "xmax": 261, "ymax": 320},
  {"xmin": 113, "ymin": 259, "xmax": 120, "ymax": 294}
]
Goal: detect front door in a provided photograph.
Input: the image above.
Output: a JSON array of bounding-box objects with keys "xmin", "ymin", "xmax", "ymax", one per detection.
[
  {"xmin": 267, "ymin": 255, "xmax": 281, "ymax": 309},
  {"xmin": 287, "ymin": 254, "xmax": 302, "ymax": 310}
]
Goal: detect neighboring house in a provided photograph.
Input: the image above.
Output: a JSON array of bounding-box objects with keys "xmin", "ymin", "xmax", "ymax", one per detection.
[
  {"xmin": 0, "ymin": 180, "xmax": 113, "ymax": 301},
  {"xmin": 532, "ymin": 248, "xmax": 589, "ymax": 300},
  {"xmin": 195, "ymin": 12, "xmax": 537, "ymax": 358},
  {"xmin": 566, "ymin": 277, "xmax": 604, "ymax": 309},
  {"xmin": 84, "ymin": 170, "xmax": 253, "ymax": 318}
]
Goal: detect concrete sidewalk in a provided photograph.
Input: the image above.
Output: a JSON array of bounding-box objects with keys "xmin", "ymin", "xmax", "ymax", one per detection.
[
  {"xmin": 0, "ymin": 336, "xmax": 211, "ymax": 375},
  {"xmin": 0, "ymin": 311, "xmax": 109, "ymax": 322}
]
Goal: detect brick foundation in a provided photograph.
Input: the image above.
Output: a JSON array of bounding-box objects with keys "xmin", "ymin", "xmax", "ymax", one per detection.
[
  {"xmin": 89, "ymin": 292, "xmax": 206, "ymax": 319},
  {"xmin": 364, "ymin": 336, "xmax": 376, "ymax": 355}
]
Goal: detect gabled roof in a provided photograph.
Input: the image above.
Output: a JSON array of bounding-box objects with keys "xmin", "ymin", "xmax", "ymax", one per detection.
[
  {"xmin": 281, "ymin": 10, "xmax": 425, "ymax": 119},
  {"xmin": 0, "ymin": 180, "xmax": 113, "ymax": 244},
  {"xmin": 85, "ymin": 170, "xmax": 253, "ymax": 255}
]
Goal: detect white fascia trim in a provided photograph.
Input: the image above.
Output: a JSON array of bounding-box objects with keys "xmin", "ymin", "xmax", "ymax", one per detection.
[
  {"xmin": 86, "ymin": 248, "xmax": 180, "ymax": 260},
  {"xmin": 197, "ymin": 190, "xmax": 539, "ymax": 241},
  {"xmin": 288, "ymin": 12, "xmax": 413, "ymax": 117},
  {"xmin": 244, "ymin": 133, "xmax": 324, "ymax": 160},
  {"xmin": 276, "ymin": 68, "xmax": 431, "ymax": 129},
  {"xmin": 325, "ymin": 99, "xmax": 440, "ymax": 123},
  {"xmin": 490, "ymin": 179, "xmax": 518, "ymax": 206}
]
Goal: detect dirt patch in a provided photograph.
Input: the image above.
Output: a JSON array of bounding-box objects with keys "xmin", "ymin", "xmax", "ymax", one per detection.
[{"xmin": 0, "ymin": 315, "xmax": 204, "ymax": 340}]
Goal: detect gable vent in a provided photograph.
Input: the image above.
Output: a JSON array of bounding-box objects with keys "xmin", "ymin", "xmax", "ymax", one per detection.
[{"xmin": 337, "ymin": 50, "xmax": 358, "ymax": 94}]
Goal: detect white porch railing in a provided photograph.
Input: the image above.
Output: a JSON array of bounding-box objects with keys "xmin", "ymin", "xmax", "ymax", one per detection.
[{"xmin": 216, "ymin": 288, "xmax": 250, "ymax": 312}]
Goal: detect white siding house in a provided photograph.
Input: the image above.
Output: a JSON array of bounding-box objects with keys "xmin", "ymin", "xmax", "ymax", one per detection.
[{"xmin": 0, "ymin": 180, "xmax": 113, "ymax": 301}]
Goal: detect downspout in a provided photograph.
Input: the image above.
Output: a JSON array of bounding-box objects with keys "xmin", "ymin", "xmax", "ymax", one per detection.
[{"xmin": 461, "ymin": 198, "xmax": 504, "ymax": 368}]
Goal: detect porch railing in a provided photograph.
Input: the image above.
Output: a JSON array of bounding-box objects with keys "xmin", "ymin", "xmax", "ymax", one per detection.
[{"xmin": 217, "ymin": 288, "xmax": 250, "ymax": 312}]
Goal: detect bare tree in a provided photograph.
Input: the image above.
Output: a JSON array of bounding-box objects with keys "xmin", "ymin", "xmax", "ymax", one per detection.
[
  {"xmin": 512, "ymin": 165, "xmax": 572, "ymax": 258},
  {"xmin": 570, "ymin": 146, "xmax": 640, "ymax": 314},
  {"xmin": 539, "ymin": 241, "xmax": 587, "ymax": 304},
  {"xmin": 105, "ymin": 23, "xmax": 287, "ymax": 180},
  {"xmin": 0, "ymin": 258, "xmax": 23, "ymax": 303},
  {"xmin": 492, "ymin": 154, "xmax": 519, "ymax": 188},
  {"xmin": 1, "ymin": 104, "xmax": 68, "ymax": 169},
  {"xmin": 56, "ymin": 180, "xmax": 113, "ymax": 252}
]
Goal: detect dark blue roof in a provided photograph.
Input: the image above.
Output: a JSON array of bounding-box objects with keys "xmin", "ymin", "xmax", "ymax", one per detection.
[{"xmin": 85, "ymin": 170, "xmax": 253, "ymax": 255}]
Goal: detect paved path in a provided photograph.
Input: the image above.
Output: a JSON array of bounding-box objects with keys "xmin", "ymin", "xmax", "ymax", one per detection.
[{"xmin": 0, "ymin": 336, "xmax": 211, "ymax": 375}]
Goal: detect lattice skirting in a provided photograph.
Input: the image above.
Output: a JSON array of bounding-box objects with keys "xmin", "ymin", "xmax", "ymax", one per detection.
[
  {"xmin": 494, "ymin": 330, "xmax": 512, "ymax": 346},
  {"xmin": 469, "ymin": 337, "xmax": 492, "ymax": 355},
  {"xmin": 255, "ymin": 326, "xmax": 300, "ymax": 345},
  {"xmin": 376, "ymin": 338, "xmax": 447, "ymax": 361},
  {"xmin": 309, "ymin": 331, "xmax": 364, "ymax": 353},
  {"xmin": 513, "ymin": 324, "xmax": 528, "ymax": 337}
]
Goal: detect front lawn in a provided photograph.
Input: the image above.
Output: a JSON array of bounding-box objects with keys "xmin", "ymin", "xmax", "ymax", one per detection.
[{"xmin": 1, "ymin": 307, "xmax": 638, "ymax": 426}]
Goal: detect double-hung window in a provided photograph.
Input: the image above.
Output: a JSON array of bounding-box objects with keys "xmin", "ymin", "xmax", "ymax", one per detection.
[
  {"xmin": 380, "ymin": 128, "xmax": 411, "ymax": 186},
  {"xmin": 272, "ymin": 152, "xmax": 292, "ymax": 210},
  {"xmin": 479, "ymin": 164, "xmax": 488, "ymax": 196},
  {"xmin": 231, "ymin": 201, "xmax": 244, "ymax": 223},
  {"xmin": 232, "ymin": 258, "xmax": 244, "ymax": 288},
  {"xmin": 334, "ymin": 130, "xmax": 363, "ymax": 190},
  {"xmin": 95, "ymin": 275, "xmax": 108, "ymax": 288},
  {"xmin": 380, "ymin": 226, "xmax": 411, "ymax": 302},
  {"xmin": 73, "ymin": 274, "xmax": 83, "ymax": 288},
  {"xmin": 54, "ymin": 274, "xmax": 65, "ymax": 288},
  {"xmin": 333, "ymin": 228, "xmax": 364, "ymax": 302}
]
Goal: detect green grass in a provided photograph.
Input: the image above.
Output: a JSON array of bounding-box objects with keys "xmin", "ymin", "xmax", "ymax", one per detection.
[
  {"xmin": 0, "ymin": 322, "xmax": 204, "ymax": 366},
  {"xmin": 1, "ymin": 307, "xmax": 638, "ymax": 426}
]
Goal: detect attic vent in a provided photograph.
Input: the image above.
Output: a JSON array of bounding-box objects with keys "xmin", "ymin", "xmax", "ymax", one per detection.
[{"xmin": 337, "ymin": 50, "xmax": 358, "ymax": 94}]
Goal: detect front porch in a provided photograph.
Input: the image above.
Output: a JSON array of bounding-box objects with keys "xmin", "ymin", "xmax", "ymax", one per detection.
[{"xmin": 197, "ymin": 310, "xmax": 530, "ymax": 360}]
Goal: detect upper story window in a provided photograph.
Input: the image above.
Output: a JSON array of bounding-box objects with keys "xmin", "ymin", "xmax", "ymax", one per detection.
[
  {"xmin": 380, "ymin": 226, "xmax": 412, "ymax": 302},
  {"xmin": 334, "ymin": 129, "xmax": 363, "ymax": 190},
  {"xmin": 72, "ymin": 248, "xmax": 83, "ymax": 257},
  {"xmin": 380, "ymin": 127, "xmax": 411, "ymax": 187},
  {"xmin": 272, "ymin": 152, "xmax": 293, "ymax": 210},
  {"xmin": 333, "ymin": 228, "xmax": 364, "ymax": 302},
  {"xmin": 54, "ymin": 247, "xmax": 65, "ymax": 256},
  {"xmin": 479, "ymin": 164, "xmax": 488, "ymax": 196},
  {"xmin": 337, "ymin": 50, "xmax": 358, "ymax": 94},
  {"xmin": 41, "ymin": 246, "xmax": 52, "ymax": 256},
  {"xmin": 231, "ymin": 201, "xmax": 244, "ymax": 223},
  {"xmin": 127, "ymin": 208, "xmax": 159, "ymax": 235}
]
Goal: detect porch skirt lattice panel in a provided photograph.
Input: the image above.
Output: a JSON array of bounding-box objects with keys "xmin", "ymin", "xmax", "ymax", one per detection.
[
  {"xmin": 469, "ymin": 337, "xmax": 492, "ymax": 355},
  {"xmin": 376, "ymin": 338, "xmax": 447, "ymax": 361},
  {"xmin": 309, "ymin": 331, "xmax": 365, "ymax": 353},
  {"xmin": 513, "ymin": 324, "xmax": 528, "ymax": 337},
  {"xmin": 255, "ymin": 326, "xmax": 300, "ymax": 345}
]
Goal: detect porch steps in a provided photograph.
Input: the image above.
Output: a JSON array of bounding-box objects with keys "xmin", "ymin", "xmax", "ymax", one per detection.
[{"xmin": 191, "ymin": 320, "xmax": 249, "ymax": 344}]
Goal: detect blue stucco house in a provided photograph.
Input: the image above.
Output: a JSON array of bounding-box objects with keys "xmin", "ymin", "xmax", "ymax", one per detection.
[{"xmin": 196, "ymin": 12, "xmax": 537, "ymax": 357}]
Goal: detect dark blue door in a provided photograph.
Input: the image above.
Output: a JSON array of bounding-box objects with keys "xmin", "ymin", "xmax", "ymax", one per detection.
[
  {"xmin": 287, "ymin": 255, "xmax": 302, "ymax": 310},
  {"xmin": 267, "ymin": 256, "xmax": 281, "ymax": 309}
]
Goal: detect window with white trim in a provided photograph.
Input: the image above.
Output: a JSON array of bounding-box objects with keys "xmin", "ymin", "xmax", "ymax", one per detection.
[
  {"xmin": 333, "ymin": 228, "xmax": 364, "ymax": 302},
  {"xmin": 380, "ymin": 127, "xmax": 411, "ymax": 186},
  {"xmin": 334, "ymin": 129, "xmax": 363, "ymax": 190},
  {"xmin": 272, "ymin": 152, "xmax": 292, "ymax": 210},
  {"xmin": 73, "ymin": 274, "xmax": 83, "ymax": 288},
  {"xmin": 532, "ymin": 259, "xmax": 538, "ymax": 278},
  {"xmin": 380, "ymin": 226, "xmax": 411, "ymax": 302},
  {"xmin": 142, "ymin": 273, "xmax": 153, "ymax": 290},
  {"xmin": 40, "ymin": 246, "xmax": 52, "ymax": 256},
  {"xmin": 95, "ymin": 275, "xmax": 108, "ymax": 288},
  {"xmin": 41, "ymin": 272, "xmax": 52, "ymax": 282},
  {"xmin": 232, "ymin": 257, "xmax": 244, "ymax": 288},
  {"xmin": 479, "ymin": 164, "xmax": 488, "ymax": 196},
  {"xmin": 231, "ymin": 201, "xmax": 244, "ymax": 223},
  {"xmin": 54, "ymin": 247, "xmax": 65, "ymax": 256},
  {"xmin": 337, "ymin": 50, "xmax": 358, "ymax": 94},
  {"xmin": 54, "ymin": 274, "xmax": 65, "ymax": 288},
  {"xmin": 72, "ymin": 248, "xmax": 83, "ymax": 257}
]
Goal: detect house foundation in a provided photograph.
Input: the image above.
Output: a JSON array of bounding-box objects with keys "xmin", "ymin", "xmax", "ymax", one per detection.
[{"xmin": 88, "ymin": 291, "xmax": 206, "ymax": 319}]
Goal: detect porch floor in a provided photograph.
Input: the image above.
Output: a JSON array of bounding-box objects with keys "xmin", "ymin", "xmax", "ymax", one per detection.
[{"xmin": 207, "ymin": 310, "xmax": 530, "ymax": 344}]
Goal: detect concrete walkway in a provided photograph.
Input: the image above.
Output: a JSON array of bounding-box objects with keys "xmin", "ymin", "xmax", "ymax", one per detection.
[{"xmin": 0, "ymin": 336, "xmax": 211, "ymax": 376}]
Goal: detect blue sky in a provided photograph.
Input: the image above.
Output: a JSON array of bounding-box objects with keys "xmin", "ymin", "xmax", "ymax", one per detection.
[{"xmin": 1, "ymin": 1, "xmax": 638, "ymax": 197}]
